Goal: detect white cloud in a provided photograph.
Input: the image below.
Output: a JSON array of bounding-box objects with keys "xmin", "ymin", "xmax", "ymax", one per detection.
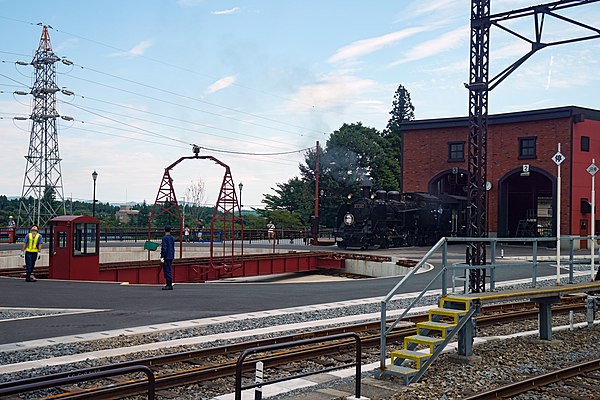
[
  {"xmin": 211, "ymin": 7, "xmax": 241, "ymax": 15},
  {"xmin": 403, "ymin": 0, "xmax": 459, "ymax": 18},
  {"xmin": 491, "ymin": 41, "xmax": 531, "ymax": 61},
  {"xmin": 177, "ymin": 0, "xmax": 204, "ymax": 7},
  {"xmin": 389, "ymin": 26, "xmax": 469, "ymax": 66},
  {"xmin": 205, "ymin": 75, "xmax": 237, "ymax": 94},
  {"xmin": 395, "ymin": 0, "xmax": 464, "ymax": 26},
  {"xmin": 284, "ymin": 74, "xmax": 378, "ymax": 112},
  {"xmin": 109, "ymin": 40, "xmax": 153, "ymax": 58},
  {"xmin": 328, "ymin": 27, "xmax": 427, "ymax": 64}
]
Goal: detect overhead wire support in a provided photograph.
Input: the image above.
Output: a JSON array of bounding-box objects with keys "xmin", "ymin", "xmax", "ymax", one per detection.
[{"xmin": 466, "ymin": 0, "xmax": 600, "ymax": 293}]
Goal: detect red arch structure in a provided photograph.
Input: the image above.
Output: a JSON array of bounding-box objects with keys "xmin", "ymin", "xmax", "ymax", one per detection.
[{"xmin": 148, "ymin": 153, "xmax": 244, "ymax": 268}]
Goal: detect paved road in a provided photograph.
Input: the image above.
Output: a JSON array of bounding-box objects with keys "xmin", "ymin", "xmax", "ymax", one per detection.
[{"xmin": 0, "ymin": 242, "xmax": 591, "ymax": 345}]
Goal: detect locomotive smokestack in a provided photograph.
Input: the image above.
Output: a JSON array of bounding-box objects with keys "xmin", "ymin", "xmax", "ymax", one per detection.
[{"xmin": 360, "ymin": 179, "xmax": 372, "ymax": 198}]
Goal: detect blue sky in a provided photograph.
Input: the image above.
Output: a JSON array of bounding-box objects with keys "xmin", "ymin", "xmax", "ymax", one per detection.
[{"xmin": 1, "ymin": 0, "xmax": 599, "ymax": 208}]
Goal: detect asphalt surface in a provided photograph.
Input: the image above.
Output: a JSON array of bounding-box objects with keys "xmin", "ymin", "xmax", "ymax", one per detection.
[{"xmin": 0, "ymin": 242, "xmax": 589, "ymax": 345}]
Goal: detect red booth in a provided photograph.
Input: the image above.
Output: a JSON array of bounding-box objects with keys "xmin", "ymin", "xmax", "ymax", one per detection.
[
  {"xmin": 0, "ymin": 228, "xmax": 15, "ymax": 243},
  {"xmin": 49, "ymin": 216, "xmax": 100, "ymax": 280}
]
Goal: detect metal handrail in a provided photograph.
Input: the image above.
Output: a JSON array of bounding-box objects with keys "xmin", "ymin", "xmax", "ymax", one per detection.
[
  {"xmin": 0, "ymin": 364, "xmax": 155, "ymax": 399},
  {"xmin": 378, "ymin": 235, "xmax": 600, "ymax": 373},
  {"xmin": 235, "ymin": 332, "xmax": 362, "ymax": 400},
  {"xmin": 379, "ymin": 236, "xmax": 447, "ymax": 370}
]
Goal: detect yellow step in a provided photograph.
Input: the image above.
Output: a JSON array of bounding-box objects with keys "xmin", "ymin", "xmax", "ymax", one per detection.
[
  {"xmin": 390, "ymin": 349, "xmax": 430, "ymax": 369},
  {"xmin": 441, "ymin": 296, "xmax": 471, "ymax": 311},
  {"xmin": 385, "ymin": 364, "xmax": 418, "ymax": 379},
  {"xmin": 429, "ymin": 307, "xmax": 467, "ymax": 324},
  {"xmin": 404, "ymin": 334, "xmax": 444, "ymax": 352},
  {"xmin": 416, "ymin": 321, "xmax": 456, "ymax": 338}
]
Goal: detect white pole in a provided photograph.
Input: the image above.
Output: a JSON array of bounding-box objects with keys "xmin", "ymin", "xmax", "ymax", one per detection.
[
  {"xmin": 592, "ymin": 158, "xmax": 596, "ymax": 280},
  {"xmin": 254, "ymin": 361, "xmax": 263, "ymax": 400},
  {"xmin": 556, "ymin": 143, "xmax": 561, "ymax": 285}
]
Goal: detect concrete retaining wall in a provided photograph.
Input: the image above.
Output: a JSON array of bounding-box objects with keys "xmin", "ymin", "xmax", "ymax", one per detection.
[{"xmin": 343, "ymin": 259, "xmax": 413, "ymax": 278}]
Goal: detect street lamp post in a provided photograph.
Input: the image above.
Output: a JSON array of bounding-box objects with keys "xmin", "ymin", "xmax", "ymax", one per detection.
[
  {"xmin": 92, "ymin": 170, "xmax": 98, "ymax": 218},
  {"xmin": 238, "ymin": 182, "xmax": 244, "ymax": 209}
]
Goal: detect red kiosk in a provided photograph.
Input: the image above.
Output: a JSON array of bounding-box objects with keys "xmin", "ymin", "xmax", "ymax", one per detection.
[{"xmin": 49, "ymin": 216, "xmax": 100, "ymax": 280}]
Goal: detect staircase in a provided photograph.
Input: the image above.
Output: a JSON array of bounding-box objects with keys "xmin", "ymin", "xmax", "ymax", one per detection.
[{"xmin": 386, "ymin": 296, "xmax": 475, "ymax": 384}]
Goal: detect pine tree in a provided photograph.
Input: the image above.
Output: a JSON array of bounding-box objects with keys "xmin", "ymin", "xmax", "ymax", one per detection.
[{"xmin": 384, "ymin": 84, "xmax": 415, "ymax": 192}]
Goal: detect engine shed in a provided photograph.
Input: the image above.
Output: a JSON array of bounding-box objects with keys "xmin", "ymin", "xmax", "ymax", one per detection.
[{"xmin": 401, "ymin": 106, "xmax": 600, "ymax": 244}]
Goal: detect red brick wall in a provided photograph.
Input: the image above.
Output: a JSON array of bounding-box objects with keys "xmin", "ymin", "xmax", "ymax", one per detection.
[{"xmin": 403, "ymin": 117, "xmax": 577, "ymax": 235}]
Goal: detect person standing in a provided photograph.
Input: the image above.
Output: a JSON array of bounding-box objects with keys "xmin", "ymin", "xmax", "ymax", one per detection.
[
  {"xmin": 267, "ymin": 220, "xmax": 275, "ymax": 242},
  {"xmin": 21, "ymin": 225, "xmax": 42, "ymax": 282},
  {"xmin": 196, "ymin": 219, "xmax": 203, "ymax": 242},
  {"xmin": 184, "ymin": 226, "xmax": 190, "ymax": 242},
  {"xmin": 160, "ymin": 225, "xmax": 175, "ymax": 290},
  {"xmin": 7, "ymin": 216, "xmax": 15, "ymax": 229}
]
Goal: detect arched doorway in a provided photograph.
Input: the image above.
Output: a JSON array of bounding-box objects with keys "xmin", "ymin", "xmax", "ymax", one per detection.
[
  {"xmin": 498, "ymin": 167, "xmax": 555, "ymax": 238},
  {"xmin": 429, "ymin": 168, "xmax": 468, "ymax": 196}
]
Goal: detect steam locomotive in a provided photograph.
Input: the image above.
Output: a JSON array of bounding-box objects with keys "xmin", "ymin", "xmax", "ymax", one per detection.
[{"xmin": 334, "ymin": 189, "xmax": 467, "ymax": 249}]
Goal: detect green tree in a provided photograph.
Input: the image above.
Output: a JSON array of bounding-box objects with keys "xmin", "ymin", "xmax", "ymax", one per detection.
[
  {"xmin": 294, "ymin": 123, "xmax": 400, "ymax": 228},
  {"xmin": 326, "ymin": 122, "xmax": 400, "ymax": 191},
  {"xmin": 383, "ymin": 84, "xmax": 415, "ymax": 191}
]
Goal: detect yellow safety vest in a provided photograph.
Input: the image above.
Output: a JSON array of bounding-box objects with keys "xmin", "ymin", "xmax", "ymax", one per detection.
[{"xmin": 26, "ymin": 233, "xmax": 40, "ymax": 253}]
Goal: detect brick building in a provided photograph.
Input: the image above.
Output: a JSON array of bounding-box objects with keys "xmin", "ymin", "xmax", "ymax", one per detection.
[{"xmin": 401, "ymin": 106, "xmax": 600, "ymax": 242}]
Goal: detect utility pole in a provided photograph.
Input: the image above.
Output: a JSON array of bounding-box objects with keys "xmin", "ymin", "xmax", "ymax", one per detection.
[
  {"xmin": 16, "ymin": 25, "xmax": 67, "ymax": 228},
  {"xmin": 311, "ymin": 141, "xmax": 320, "ymax": 245}
]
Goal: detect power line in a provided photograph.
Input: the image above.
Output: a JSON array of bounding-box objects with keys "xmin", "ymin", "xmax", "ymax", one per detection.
[
  {"xmin": 59, "ymin": 123, "xmax": 304, "ymax": 166},
  {"xmin": 69, "ymin": 63, "xmax": 326, "ymax": 137},
  {"xmin": 59, "ymin": 94, "xmax": 300, "ymax": 150},
  {"xmin": 14, "ymin": 18, "xmax": 322, "ymax": 111},
  {"xmin": 3, "ymin": 58, "xmax": 311, "ymax": 149},
  {"xmin": 65, "ymin": 73, "xmax": 321, "ymax": 140},
  {"xmin": 49, "ymin": 103, "xmax": 314, "ymax": 158}
]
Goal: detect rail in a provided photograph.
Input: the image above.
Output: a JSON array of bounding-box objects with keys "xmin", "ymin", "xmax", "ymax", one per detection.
[
  {"xmin": 235, "ymin": 332, "xmax": 362, "ymax": 400},
  {"xmin": 0, "ymin": 364, "xmax": 155, "ymax": 399},
  {"xmin": 379, "ymin": 235, "xmax": 600, "ymax": 373}
]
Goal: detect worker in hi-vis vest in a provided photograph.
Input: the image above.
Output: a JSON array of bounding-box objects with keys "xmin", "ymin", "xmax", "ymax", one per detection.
[{"xmin": 21, "ymin": 225, "xmax": 43, "ymax": 282}]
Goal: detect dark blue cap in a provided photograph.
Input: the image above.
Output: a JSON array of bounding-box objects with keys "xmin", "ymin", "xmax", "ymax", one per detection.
[{"xmin": 164, "ymin": 225, "xmax": 171, "ymax": 232}]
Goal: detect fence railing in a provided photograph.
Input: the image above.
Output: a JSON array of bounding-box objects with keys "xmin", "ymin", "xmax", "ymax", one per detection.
[
  {"xmin": 0, "ymin": 365, "xmax": 155, "ymax": 399},
  {"xmin": 235, "ymin": 332, "xmax": 362, "ymax": 400},
  {"xmin": 8, "ymin": 227, "xmax": 334, "ymax": 245}
]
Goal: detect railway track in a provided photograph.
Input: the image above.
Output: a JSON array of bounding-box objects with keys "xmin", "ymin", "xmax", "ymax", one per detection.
[
  {"xmin": 464, "ymin": 357, "xmax": 600, "ymax": 399},
  {"xmin": 0, "ymin": 297, "xmax": 588, "ymax": 399}
]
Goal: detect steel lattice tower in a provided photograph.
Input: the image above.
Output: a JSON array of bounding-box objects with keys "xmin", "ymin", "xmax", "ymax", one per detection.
[
  {"xmin": 466, "ymin": 0, "xmax": 490, "ymax": 293},
  {"xmin": 18, "ymin": 25, "xmax": 66, "ymax": 228},
  {"xmin": 466, "ymin": 0, "xmax": 600, "ymax": 292}
]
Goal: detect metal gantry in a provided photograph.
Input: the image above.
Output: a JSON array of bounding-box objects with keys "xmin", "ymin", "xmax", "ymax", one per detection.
[
  {"xmin": 18, "ymin": 25, "xmax": 66, "ymax": 228},
  {"xmin": 466, "ymin": 0, "xmax": 600, "ymax": 292},
  {"xmin": 148, "ymin": 148, "xmax": 244, "ymax": 265}
]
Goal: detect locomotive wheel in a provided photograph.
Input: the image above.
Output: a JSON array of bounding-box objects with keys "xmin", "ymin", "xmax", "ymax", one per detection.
[{"xmin": 337, "ymin": 242, "xmax": 347, "ymax": 250}]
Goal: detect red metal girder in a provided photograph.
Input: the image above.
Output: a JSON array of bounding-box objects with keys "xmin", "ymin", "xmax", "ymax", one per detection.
[{"xmin": 98, "ymin": 252, "xmax": 348, "ymax": 284}]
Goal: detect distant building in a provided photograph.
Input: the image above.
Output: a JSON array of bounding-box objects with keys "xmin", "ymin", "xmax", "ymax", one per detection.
[{"xmin": 115, "ymin": 205, "xmax": 140, "ymax": 224}]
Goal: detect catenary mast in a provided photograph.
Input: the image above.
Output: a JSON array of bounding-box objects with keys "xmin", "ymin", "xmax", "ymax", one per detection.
[{"xmin": 18, "ymin": 25, "xmax": 66, "ymax": 228}]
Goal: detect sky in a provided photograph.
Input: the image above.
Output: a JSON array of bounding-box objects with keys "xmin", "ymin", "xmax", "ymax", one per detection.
[{"xmin": 0, "ymin": 0, "xmax": 599, "ymax": 209}]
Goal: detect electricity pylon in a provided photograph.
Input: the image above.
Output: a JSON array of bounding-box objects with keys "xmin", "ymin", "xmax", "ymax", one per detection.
[{"xmin": 17, "ymin": 25, "xmax": 66, "ymax": 228}]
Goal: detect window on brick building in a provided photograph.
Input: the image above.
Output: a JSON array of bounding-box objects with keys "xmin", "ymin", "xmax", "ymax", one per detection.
[
  {"xmin": 448, "ymin": 141, "xmax": 464, "ymax": 162},
  {"xmin": 519, "ymin": 136, "xmax": 536, "ymax": 159},
  {"xmin": 581, "ymin": 136, "xmax": 590, "ymax": 152}
]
